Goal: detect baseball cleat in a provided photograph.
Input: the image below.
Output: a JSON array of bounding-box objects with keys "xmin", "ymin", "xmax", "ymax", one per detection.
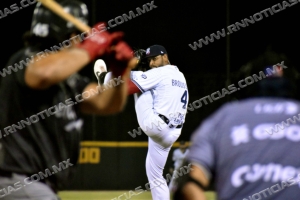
[{"xmin": 93, "ymin": 59, "xmax": 107, "ymax": 86}]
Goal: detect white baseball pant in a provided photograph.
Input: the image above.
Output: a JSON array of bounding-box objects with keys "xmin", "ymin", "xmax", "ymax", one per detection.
[
  {"xmin": 103, "ymin": 72, "xmax": 182, "ymax": 199},
  {"xmin": 135, "ymin": 91, "xmax": 181, "ymax": 200}
]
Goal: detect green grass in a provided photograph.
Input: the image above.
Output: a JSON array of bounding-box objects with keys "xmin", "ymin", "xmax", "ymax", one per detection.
[{"xmin": 58, "ymin": 191, "xmax": 216, "ymax": 200}]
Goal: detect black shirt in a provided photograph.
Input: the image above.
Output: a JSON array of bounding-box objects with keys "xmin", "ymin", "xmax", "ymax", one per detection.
[{"xmin": 0, "ymin": 45, "xmax": 90, "ymax": 190}]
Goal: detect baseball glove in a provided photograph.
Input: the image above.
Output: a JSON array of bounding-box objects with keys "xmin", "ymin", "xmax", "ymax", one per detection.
[{"xmin": 132, "ymin": 48, "xmax": 149, "ymax": 72}]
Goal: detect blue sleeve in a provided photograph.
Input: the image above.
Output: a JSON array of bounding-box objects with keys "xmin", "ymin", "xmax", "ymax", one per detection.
[{"xmin": 187, "ymin": 104, "xmax": 229, "ymax": 179}]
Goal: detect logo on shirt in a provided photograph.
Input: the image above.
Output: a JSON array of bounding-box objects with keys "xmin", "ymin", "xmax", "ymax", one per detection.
[
  {"xmin": 146, "ymin": 48, "xmax": 150, "ymax": 55},
  {"xmin": 141, "ymin": 74, "xmax": 147, "ymax": 79},
  {"xmin": 231, "ymin": 163, "xmax": 300, "ymax": 188},
  {"xmin": 230, "ymin": 123, "xmax": 300, "ymax": 146}
]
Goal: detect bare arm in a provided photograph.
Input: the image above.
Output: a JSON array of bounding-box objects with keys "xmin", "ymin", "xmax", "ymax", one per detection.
[
  {"xmin": 24, "ymin": 23, "xmax": 124, "ymax": 90},
  {"xmin": 179, "ymin": 182, "xmax": 207, "ymax": 200},
  {"xmin": 25, "ymin": 48, "xmax": 90, "ymax": 90},
  {"xmin": 174, "ymin": 164, "xmax": 209, "ymax": 200}
]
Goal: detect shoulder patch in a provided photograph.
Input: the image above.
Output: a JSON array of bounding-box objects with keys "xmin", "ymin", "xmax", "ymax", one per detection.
[{"xmin": 141, "ymin": 74, "xmax": 147, "ymax": 79}]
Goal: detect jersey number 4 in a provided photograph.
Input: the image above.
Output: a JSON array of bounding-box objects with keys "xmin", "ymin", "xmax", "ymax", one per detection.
[{"xmin": 181, "ymin": 90, "xmax": 188, "ymax": 109}]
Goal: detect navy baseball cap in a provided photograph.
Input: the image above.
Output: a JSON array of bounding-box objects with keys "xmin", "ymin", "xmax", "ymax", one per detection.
[{"xmin": 144, "ymin": 45, "xmax": 167, "ymax": 58}]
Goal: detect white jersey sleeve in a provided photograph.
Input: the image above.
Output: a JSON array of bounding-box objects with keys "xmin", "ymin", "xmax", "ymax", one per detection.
[{"xmin": 130, "ymin": 69, "xmax": 163, "ymax": 93}]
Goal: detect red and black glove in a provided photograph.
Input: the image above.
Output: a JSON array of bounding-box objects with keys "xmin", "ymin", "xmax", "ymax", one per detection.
[
  {"xmin": 105, "ymin": 41, "xmax": 135, "ymax": 77},
  {"xmin": 76, "ymin": 22, "xmax": 123, "ymax": 61}
]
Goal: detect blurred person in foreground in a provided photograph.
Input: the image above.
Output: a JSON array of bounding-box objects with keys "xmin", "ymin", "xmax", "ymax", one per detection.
[
  {"xmin": 173, "ymin": 49, "xmax": 300, "ymax": 200},
  {"xmin": 0, "ymin": 0, "xmax": 136, "ymax": 199}
]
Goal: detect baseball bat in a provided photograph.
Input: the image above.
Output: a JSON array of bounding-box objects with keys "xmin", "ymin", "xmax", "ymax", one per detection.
[
  {"xmin": 37, "ymin": 0, "xmax": 137, "ymax": 68},
  {"xmin": 37, "ymin": 0, "xmax": 91, "ymax": 32}
]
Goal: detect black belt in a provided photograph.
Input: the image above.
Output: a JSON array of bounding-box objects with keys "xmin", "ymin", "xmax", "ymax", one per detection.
[{"xmin": 158, "ymin": 114, "xmax": 182, "ymax": 129}]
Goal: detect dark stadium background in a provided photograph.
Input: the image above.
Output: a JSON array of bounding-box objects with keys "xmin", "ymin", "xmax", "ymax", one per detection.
[{"xmin": 0, "ymin": 0, "xmax": 299, "ymax": 191}]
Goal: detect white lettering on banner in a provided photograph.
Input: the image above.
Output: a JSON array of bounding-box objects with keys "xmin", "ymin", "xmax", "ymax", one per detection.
[{"xmin": 231, "ymin": 163, "xmax": 300, "ymax": 188}]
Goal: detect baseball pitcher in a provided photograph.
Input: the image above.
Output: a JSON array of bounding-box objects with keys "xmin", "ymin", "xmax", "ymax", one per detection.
[{"xmin": 94, "ymin": 45, "xmax": 189, "ymax": 200}]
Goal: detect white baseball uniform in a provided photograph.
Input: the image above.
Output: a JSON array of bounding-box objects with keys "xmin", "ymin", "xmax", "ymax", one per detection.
[
  {"xmin": 172, "ymin": 148, "xmax": 190, "ymax": 170},
  {"xmin": 102, "ymin": 65, "xmax": 188, "ymax": 200},
  {"xmin": 168, "ymin": 148, "xmax": 190, "ymax": 192},
  {"xmin": 131, "ymin": 65, "xmax": 189, "ymax": 200}
]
